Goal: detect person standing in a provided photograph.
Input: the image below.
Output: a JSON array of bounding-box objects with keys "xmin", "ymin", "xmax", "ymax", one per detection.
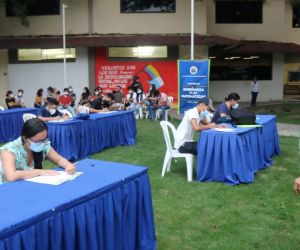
[{"xmin": 251, "ymin": 77, "xmax": 259, "ymax": 106}]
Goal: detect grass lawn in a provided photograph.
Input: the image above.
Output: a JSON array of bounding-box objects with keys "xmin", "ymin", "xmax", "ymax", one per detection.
[
  {"xmin": 253, "ymin": 103, "xmax": 300, "ymax": 124},
  {"xmin": 44, "ymin": 119, "xmax": 300, "ymax": 249},
  {"xmin": 2, "ymin": 104, "xmax": 300, "ymax": 249}
]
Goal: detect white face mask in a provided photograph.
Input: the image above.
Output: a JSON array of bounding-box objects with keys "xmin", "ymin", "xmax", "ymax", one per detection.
[
  {"xmin": 69, "ymin": 88, "xmax": 73, "ymax": 92},
  {"xmin": 232, "ymin": 102, "xmax": 239, "ymax": 109},
  {"xmin": 137, "ymin": 89, "xmax": 142, "ymax": 94},
  {"xmin": 49, "ymin": 108, "xmax": 56, "ymax": 115},
  {"xmin": 17, "ymin": 92, "xmax": 23, "ymax": 97},
  {"xmin": 9, "ymin": 94, "xmax": 14, "ymax": 98},
  {"xmin": 95, "ymin": 91, "xmax": 99, "ymax": 96}
]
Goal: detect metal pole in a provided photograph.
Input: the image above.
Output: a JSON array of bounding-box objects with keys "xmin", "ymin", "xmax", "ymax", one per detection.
[
  {"xmin": 62, "ymin": 4, "xmax": 68, "ymax": 87},
  {"xmin": 191, "ymin": 0, "xmax": 194, "ymax": 60}
]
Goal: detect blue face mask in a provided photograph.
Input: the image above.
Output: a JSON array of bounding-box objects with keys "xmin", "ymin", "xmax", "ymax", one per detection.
[
  {"xmin": 200, "ymin": 110, "xmax": 208, "ymax": 117},
  {"xmin": 232, "ymin": 103, "xmax": 239, "ymax": 109},
  {"xmin": 28, "ymin": 140, "xmax": 47, "ymax": 152}
]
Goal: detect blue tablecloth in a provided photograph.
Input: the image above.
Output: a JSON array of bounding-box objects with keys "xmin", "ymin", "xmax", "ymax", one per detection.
[
  {"xmin": 0, "ymin": 159, "xmax": 156, "ymax": 250},
  {"xmin": 47, "ymin": 111, "xmax": 137, "ymax": 161},
  {"xmin": 196, "ymin": 115, "xmax": 280, "ymax": 185},
  {"xmin": 0, "ymin": 108, "xmax": 38, "ymax": 143}
]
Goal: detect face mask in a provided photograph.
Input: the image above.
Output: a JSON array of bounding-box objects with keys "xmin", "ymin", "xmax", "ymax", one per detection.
[
  {"xmin": 200, "ymin": 110, "xmax": 208, "ymax": 117},
  {"xmin": 17, "ymin": 92, "xmax": 23, "ymax": 97},
  {"xmin": 137, "ymin": 90, "xmax": 142, "ymax": 93},
  {"xmin": 49, "ymin": 109, "xmax": 56, "ymax": 115},
  {"xmin": 232, "ymin": 103, "xmax": 239, "ymax": 109},
  {"xmin": 95, "ymin": 91, "xmax": 99, "ymax": 96},
  {"xmin": 29, "ymin": 141, "xmax": 46, "ymax": 153},
  {"xmin": 64, "ymin": 92, "xmax": 68, "ymax": 96},
  {"xmin": 9, "ymin": 94, "xmax": 14, "ymax": 98},
  {"xmin": 69, "ymin": 88, "xmax": 73, "ymax": 92}
]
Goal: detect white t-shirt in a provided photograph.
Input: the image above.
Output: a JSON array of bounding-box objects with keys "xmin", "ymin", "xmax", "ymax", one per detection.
[
  {"xmin": 251, "ymin": 81, "xmax": 259, "ymax": 93},
  {"xmin": 174, "ymin": 107, "xmax": 204, "ymax": 149}
]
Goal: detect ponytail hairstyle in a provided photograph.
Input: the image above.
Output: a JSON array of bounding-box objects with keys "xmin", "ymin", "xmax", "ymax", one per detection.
[
  {"xmin": 225, "ymin": 92, "xmax": 240, "ymax": 102},
  {"xmin": 21, "ymin": 118, "xmax": 48, "ymax": 169}
]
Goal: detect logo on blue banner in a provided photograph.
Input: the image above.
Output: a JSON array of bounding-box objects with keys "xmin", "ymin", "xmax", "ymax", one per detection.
[{"xmin": 178, "ymin": 60, "xmax": 210, "ymax": 114}]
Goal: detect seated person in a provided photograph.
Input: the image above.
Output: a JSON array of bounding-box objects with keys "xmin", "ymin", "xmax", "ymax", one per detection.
[
  {"xmin": 127, "ymin": 87, "xmax": 146, "ymax": 119},
  {"xmin": 112, "ymin": 85, "xmax": 125, "ymax": 110},
  {"xmin": 5, "ymin": 91, "xmax": 21, "ymax": 109},
  {"xmin": 146, "ymin": 84, "xmax": 160, "ymax": 120},
  {"xmin": 34, "ymin": 88, "xmax": 45, "ymax": 108},
  {"xmin": 90, "ymin": 87, "xmax": 102, "ymax": 103},
  {"xmin": 68, "ymin": 86, "xmax": 76, "ymax": 107},
  {"xmin": 149, "ymin": 92, "xmax": 170, "ymax": 121},
  {"xmin": 58, "ymin": 88, "xmax": 75, "ymax": 116},
  {"xmin": 0, "ymin": 118, "xmax": 76, "ymax": 184},
  {"xmin": 37, "ymin": 97, "xmax": 69, "ymax": 122},
  {"xmin": 175, "ymin": 97, "xmax": 217, "ymax": 155},
  {"xmin": 89, "ymin": 93, "xmax": 113, "ymax": 113},
  {"xmin": 15, "ymin": 89, "xmax": 25, "ymax": 107},
  {"xmin": 79, "ymin": 87, "xmax": 91, "ymax": 105},
  {"xmin": 211, "ymin": 92, "xmax": 240, "ymax": 123}
]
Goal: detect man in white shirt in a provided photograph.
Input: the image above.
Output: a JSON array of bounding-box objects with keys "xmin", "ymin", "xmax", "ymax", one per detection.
[
  {"xmin": 175, "ymin": 97, "xmax": 216, "ymax": 155},
  {"xmin": 251, "ymin": 77, "xmax": 259, "ymax": 106}
]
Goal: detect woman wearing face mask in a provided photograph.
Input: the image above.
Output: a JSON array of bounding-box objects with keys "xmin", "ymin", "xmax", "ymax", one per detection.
[
  {"xmin": 0, "ymin": 118, "xmax": 76, "ymax": 184},
  {"xmin": 79, "ymin": 87, "xmax": 91, "ymax": 105},
  {"xmin": 34, "ymin": 88, "xmax": 45, "ymax": 108},
  {"xmin": 37, "ymin": 97, "xmax": 68, "ymax": 122},
  {"xmin": 15, "ymin": 89, "xmax": 25, "ymax": 107},
  {"xmin": 90, "ymin": 87, "xmax": 102, "ymax": 103},
  {"xmin": 211, "ymin": 92, "xmax": 240, "ymax": 123},
  {"xmin": 5, "ymin": 91, "xmax": 21, "ymax": 109}
]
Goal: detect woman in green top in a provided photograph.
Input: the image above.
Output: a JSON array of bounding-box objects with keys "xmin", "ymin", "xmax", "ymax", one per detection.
[{"xmin": 0, "ymin": 118, "xmax": 76, "ymax": 184}]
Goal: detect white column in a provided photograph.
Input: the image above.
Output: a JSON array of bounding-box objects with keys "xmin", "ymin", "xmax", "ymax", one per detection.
[{"xmin": 62, "ymin": 4, "xmax": 68, "ymax": 87}]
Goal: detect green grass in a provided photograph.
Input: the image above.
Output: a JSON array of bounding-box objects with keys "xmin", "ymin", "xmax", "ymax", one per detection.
[
  {"xmin": 253, "ymin": 103, "xmax": 300, "ymax": 124},
  {"xmin": 46, "ymin": 119, "xmax": 299, "ymax": 249},
  {"xmin": 2, "ymin": 105, "xmax": 300, "ymax": 249}
]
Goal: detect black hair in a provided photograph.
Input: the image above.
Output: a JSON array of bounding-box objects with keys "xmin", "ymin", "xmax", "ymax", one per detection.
[
  {"xmin": 22, "ymin": 118, "xmax": 48, "ymax": 169},
  {"xmin": 47, "ymin": 87, "xmax": 54, "ymax": 93},
  {"xmin": 106, "ymin": 92, "xmax": 114, "ymax": 100},
  {"xmin": 225, "ymin": 92, "xmax": 240, "ymax": 102},
  {"xmin": 18, "ymin": 89, "xmax": 24, "ymax": 93},
  {"xmin": 47, "ymin": 97, "xmax": 59, "ymax": 105},
  {"xmin": 63, "ymin": 88, "xmax": 69, "ymax": 92},
  {"xmin": 6, "ymin": 90, "xmax": 13, "ymax": 97},
  {"xmin": 37, "ymin": 88, "xmax": 43, "ymax": 97},
  {"xmin": 83, "ymin": 87, "xmax": 91, "ymax": 96}
]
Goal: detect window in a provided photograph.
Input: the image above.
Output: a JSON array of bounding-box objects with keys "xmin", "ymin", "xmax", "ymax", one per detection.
[
  {"xmin": 209, "ymin": 54, "xmax": 272, "ymax": 80},
  {"xmin": 9, "ymin": 48, "xmax": 76, "ymax": 63},
  {"xmin": 6, "ymin": 0, "xmax": 60, "ymax": 16},
  {"xmin": 108, "ymin": 46, "xmax": 168, "ymax": 59},
  {"xmin": 215, "ymin": 0, "xmax": 263, "ymax": 24},
  {"xmin": 120, "ymin": 0, "xmax": 175, "ymax": 13},
  {"xmin": 293, "ymin": 7, "xmax": 300, "ymax": 28}
]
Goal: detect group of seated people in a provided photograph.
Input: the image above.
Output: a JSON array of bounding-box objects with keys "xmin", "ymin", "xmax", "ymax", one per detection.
[{"xmin": 5, "ymin": 89, "xmax": 25, "ymax": 109}]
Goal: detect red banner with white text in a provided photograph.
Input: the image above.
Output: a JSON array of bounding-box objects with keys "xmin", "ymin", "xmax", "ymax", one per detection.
[{"xmin": 95, "ymin": 47, "xmax": 178, "ymax": 102}]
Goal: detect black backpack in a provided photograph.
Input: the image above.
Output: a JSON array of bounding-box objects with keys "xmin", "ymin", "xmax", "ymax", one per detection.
[{"xmin": 230, "ymin": 107, "xmax": 256, "ymax": 125}]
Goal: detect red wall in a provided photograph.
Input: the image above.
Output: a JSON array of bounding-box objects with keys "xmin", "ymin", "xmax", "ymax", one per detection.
[{"xmin": 95, "ymin": 47, "xmax": 178, "ymax": 102}]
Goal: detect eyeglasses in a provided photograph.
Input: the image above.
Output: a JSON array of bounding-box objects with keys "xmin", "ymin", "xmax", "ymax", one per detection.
[{"xmin": 28, "ymin": 137, "xmax": 49, "ymax": 145}]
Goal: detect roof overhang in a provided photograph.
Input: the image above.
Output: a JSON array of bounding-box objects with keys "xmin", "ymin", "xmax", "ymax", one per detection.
[{"xmin": 0, "ymin": 33, "xmax": 237, "ymax": 49}]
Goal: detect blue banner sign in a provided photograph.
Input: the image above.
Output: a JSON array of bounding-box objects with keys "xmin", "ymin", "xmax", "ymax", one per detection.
[{"xmin": 178, "ymin": 60, "xmax": 210, "ymax": 114}]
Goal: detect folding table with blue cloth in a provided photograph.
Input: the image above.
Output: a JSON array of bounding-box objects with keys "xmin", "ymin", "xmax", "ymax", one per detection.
[
  {"xmin": 0, "ymin": 159, "xmax": 156, "ymax": 250},
  {"xmin": 196, "ymin": 115, "xmax": 280, "ymax": 185},
  {"xmin": 0, "ymin": 108, "xmax": 38, "ymax": 143},
  {"xmin": 47, "ymin": 111, "xmax": 137, "ymax": 161}
]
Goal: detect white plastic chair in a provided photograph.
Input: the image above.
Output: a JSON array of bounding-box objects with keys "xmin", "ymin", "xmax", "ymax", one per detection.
[
  {"xmin": 59, "ymin": 109, "xmax": 73, "ymax": 118},
  {"xmin": 0, "ymin": 106, "xmax": 5, "ymax": 111},
  {"xmin": 156, "ymin": 96, "xmax": 174, "ymax": 121},
  {"xmin": 160, "ymin": 121, "xmax": 194, "ymax": 182},
  {"xmin": 23, "ymin": 113, "xmax": 37, "ymax": 122}
]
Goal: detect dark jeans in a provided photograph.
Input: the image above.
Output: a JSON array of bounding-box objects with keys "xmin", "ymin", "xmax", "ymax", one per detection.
[
  {"xmin": 251, "ymin": 92, "xmax": 258, "ymax": 106},
  {"xmin": 178, "ymin": 142, "xmax": 197, "ymax": 155}
]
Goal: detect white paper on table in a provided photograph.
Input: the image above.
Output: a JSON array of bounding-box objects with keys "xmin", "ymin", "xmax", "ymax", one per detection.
[
  {"xmin": 100, "ymin": 111, "xmax": 117, "ymax": 114},
  {"xmin": 47, "ymin": 119, "xmax": 66, "ymax": 123},
  {"xmin": 212, "ymin": 128, "xmax": 236, "ymax": 132},
  {"xmin": 25, "ymin": 172, "xmax": 83, "ymax": 185}
]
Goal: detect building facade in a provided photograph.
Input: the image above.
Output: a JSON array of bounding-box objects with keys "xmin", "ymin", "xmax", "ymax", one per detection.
[{"xmin": 0, "ymin": 0, "xmax": 300, "ymax": 107}]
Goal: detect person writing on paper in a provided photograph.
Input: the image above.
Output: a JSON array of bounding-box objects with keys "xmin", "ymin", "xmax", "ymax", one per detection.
[
  {"xmin": 0, "ymin": 118, "xmax": 76, "ymax": 184},
  {"xmin": 175, "ymin": 97, "xmax": 217, "ymax": 155},
  {"xmin": 37, "ymin": 97, "xmax": 69, "ymax": 122},
  {"xmin": 211, "ymin": 92, "xmax": 240, "ymax": 123}
]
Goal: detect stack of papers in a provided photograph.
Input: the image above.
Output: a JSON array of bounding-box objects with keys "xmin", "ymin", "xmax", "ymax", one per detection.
[
  {"xmin": 212, "ymin": 128, "xmax": 236, "ymax": 132},
  {"xmin": 25, "ymin": 171, "xmax": 83, "ymax": 185}
]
